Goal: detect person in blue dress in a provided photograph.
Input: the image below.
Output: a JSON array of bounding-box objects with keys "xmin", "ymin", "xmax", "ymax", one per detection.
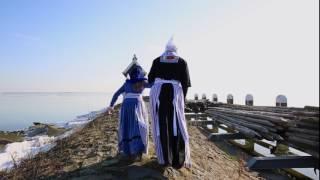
[{"xmin": 106, "ymin": 65, "xmax": 150, "ymax": 160}]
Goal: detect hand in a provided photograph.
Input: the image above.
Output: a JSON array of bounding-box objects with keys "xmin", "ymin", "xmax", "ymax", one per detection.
[{"xmin": 105, "ymin": 106, "xmax": 114, "ymax": 115}]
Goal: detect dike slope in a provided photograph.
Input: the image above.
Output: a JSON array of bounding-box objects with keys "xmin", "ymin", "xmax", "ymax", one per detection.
[{"xmin": 0, "ymin": 105, "xmax": 259, "ymax": 180}]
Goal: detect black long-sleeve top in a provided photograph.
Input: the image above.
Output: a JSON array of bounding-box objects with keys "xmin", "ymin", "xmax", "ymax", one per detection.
[{"xmin": 148, "ymin": 57, "xmax": 191, "ymax": 98}]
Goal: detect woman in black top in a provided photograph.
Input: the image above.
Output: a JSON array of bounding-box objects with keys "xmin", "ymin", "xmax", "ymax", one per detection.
[{"xmin": 148, "ymin": 38, "xmax": 191, "ymax": 169}]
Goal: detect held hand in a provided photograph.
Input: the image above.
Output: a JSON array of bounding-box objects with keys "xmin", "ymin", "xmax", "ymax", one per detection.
[{"xmin": 105, "ymin": 106, "xmax": 114, "ymax": 115}]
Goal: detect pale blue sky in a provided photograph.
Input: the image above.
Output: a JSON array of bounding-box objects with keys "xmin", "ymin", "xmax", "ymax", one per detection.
[{"xmin": 0, "ymin": 0, "xmax": 319, "ymax": 107}]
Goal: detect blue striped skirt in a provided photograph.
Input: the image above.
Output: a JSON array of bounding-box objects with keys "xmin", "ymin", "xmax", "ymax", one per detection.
[{"xmin": 118, "ymin": 98, "xmax": 145, "ymax": 156}]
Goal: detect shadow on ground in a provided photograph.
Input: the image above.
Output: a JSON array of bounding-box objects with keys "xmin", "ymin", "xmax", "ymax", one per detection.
[{"xmin": 47, "ymin": 155, "xmax": 168, "ymax": 180}]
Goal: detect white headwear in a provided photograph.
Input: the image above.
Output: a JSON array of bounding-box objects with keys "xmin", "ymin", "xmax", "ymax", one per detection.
[{"xmin": 162, "ymin": 37, "xmax": 178, "ymax": 58}]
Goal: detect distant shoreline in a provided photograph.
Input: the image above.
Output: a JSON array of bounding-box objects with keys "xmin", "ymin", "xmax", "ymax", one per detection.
[{"xmin": 0, "ymin": 108, "xmax": 105, "ymax": 170}]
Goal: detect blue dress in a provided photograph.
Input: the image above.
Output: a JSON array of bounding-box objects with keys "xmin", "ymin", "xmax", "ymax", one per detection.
[{"xmin": 110, "ymin": 81, "xmax": 148, "ymax": 156}]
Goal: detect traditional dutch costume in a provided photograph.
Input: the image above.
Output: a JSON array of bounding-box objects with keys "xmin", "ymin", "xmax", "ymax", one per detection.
[
  {"xmin": 148, "ymin": 38, "xmax": 192, "ymax": 168},
  {"xmin": 109, "ymin": 63, "xmax": 149, "ymax": 156}
]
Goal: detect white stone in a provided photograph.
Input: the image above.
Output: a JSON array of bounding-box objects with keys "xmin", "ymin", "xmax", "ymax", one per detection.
[
  {"xmin": 245, "ymin": 94, "xmax": 254, "ymax": 101},
  {"xmin": 202, "ymin": 94, "xmax": 207, "ymax": 99},
  {"xmin": 227, "ymin": 94, "xmax": 233, "ymax": 100},
  {"xmin": 276, "ymin": 95, "xmax": 287, "ymax": 103}
]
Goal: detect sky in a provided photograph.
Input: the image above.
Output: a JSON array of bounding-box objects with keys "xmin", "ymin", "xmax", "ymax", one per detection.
[{"xmin": 0, "ymin": 0, "xmax": 319, "ymax": 107}]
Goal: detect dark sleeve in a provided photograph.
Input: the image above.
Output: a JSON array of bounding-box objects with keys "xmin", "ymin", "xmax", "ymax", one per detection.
[
  {"xmin": 181, "ymin": 60, "xmax": 191, "ymax": 98},
  {"xmin": 148, "ymin": 60, "xmax": 157, "ymax": 84},
  {"xmin": 109, "ymin": 83, "xmax": 125, "ymax": 107},
  {"xmin": 144, "ymin": 80, "xmax": 153, "ymax": 88}
]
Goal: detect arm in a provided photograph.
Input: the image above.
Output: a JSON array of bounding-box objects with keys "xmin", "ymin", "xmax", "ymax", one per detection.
[
  {"xmin": 181, "ymin": 61, "xmax": 191, "ymax": 98},
  {"xmin": 183, "ymin": 88, "xmax": 189, "ymax": 99},
  {"xmin": 109, "ymin": 83, "xmax": 126, "ymax": 107},
  {"xmin": 148, "ymin": 60, "xmax": 157, "ymax": 84},
  {"xmin": 144, "ymin": 80, "xmax": 154, "ymax": 88}
]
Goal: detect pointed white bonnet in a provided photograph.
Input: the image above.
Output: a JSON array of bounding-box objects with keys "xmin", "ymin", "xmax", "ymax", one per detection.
[
  {"xmin": 165, "ymin": 37, "xmax": 177, "ymax": 52},
  {"xmin": 162, "ymin": 37, "xmax": 178, "ymax": 57}
]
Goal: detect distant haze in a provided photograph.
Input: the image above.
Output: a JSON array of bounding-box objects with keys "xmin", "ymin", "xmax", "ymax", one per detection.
[{"xmin": 0, "ymin": 0, "xmax": 319, "ymax": 107}]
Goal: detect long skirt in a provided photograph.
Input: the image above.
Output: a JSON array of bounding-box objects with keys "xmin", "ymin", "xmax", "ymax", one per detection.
[
  {"xmin": 118, "ymin": 98, "xmax": 145, "ymax": 156},
  {"xmin": 158, "ymin": 83, "xmax": 185, "ymax": 168}
]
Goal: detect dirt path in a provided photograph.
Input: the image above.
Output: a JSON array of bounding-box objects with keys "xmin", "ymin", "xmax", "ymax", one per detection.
[{"xmin": 0, "ymin": 105, "xmax": 260, "ymax": 180}]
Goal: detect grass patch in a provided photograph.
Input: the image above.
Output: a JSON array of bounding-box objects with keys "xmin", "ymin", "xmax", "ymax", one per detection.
[
  {"xmin": 0, "ymin": 144, "xmax": 5, "ymax": 151},
  {"xmin": 47, "ymin": 125, "xmax": 67, "ymax": 137},
  {"xmin": 0, "ymin": 132, "xmax": 24, "ymax": 143}
]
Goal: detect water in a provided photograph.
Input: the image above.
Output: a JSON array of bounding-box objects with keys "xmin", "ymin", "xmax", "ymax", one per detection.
[
  {"xmin": 0, "ymin": 92, "xmax": 111, "ymax": 131},
  {"xmin": 0, "ymin": 92, "xmax": 110, "ymax": 170}
]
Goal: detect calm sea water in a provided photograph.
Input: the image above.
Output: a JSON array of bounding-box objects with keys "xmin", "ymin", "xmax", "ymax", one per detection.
[{"xmin": 0, "ymin": 92, "xmax": 111, "ymax": 131}]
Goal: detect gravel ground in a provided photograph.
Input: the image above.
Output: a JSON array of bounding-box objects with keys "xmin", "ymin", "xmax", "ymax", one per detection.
[{"xmin": 0, "ymin": 105, "xmax": 260, "ymax": 180}]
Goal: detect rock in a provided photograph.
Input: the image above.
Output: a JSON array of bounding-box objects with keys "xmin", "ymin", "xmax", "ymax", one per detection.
[
  {"xmin": 101, "ymin": 158, "xmax": 119, "ymax": 167},
  {"xmin": 26, "ymin": 123, "xmax": 67, "ymax": 137},
  {"xmin": 63, "ymin": 164, "xmax": 79, "ymax": 172},
  {"xmin": 26, "ymin": 124, "xmax": 48, "ymax": 137},
  {"xmin": 33, "ymin": 122, "xmax": 41, "ymax": 126},
  {"xmin": 96, "ymin": 151, "xmax": 105, "ymax": 157},
  {"xmin": 85, "ymin": 149, "xmax": 95, "ymax": 157},
  {"xmin": 163, "ymin": 167, "xmax": 181, "ymax": 178},
  {"xmin": 71, "ymin": 157, "xmax": 84, "ymax": 164},
  {"xmin": 82, "ymin": 157, "xmax": 101, "ymax": 167}
]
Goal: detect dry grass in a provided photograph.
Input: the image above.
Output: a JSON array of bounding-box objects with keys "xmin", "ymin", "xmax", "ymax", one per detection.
[
  {"xmin": 0, "ymin": 132, "xmax": 24, "ymax": 144},
  {"xmin": 0, "ymin": 104, "xmax": 260, "ymax": 180}
]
